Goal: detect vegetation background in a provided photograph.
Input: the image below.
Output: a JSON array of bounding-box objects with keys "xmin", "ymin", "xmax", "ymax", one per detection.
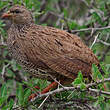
[{"xmin": 0, "ymin": 0, "xmax": 110, "ymax": 109}]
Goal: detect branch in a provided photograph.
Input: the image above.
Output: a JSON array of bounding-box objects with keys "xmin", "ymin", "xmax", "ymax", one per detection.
[
  {"xmin": 0, "ymin": 35, "xmax": 7, "ymax": 47},
  {"xmin": 100, "ymin": 46, "xmax": 110, "ymax": 62},
  {"xmin": 97, "ymin": 39, "xmax": 110, "ymax": 46},
  {"xmin": 71, "ymin": 26, "xmax": 110, "ymax": 33},
  {"xmin": 38, "ymin": 95, "xmax": 49, "ymax": 108},
  {"xmin": 0, "ymin": 43, "xmax": 7, "ymax": 46},
  {"xmin": 89, "ymin": 88, "xmax": 110, "ymax": 95},
  {"xmin": 31, "ymin": 77, "xmax": 110, "ymax": 102},
  {"xmin": 1, "ymin": 63, "xmax": 10, "ymax": 80},
  {"xmin": 90, "ymin": 33, "xmax": 100, "ymax": 49}
]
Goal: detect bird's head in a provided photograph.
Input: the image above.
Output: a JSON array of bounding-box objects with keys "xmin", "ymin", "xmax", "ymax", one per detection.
[{"xmin": 1, "ymin": 5, "xmax": 33, "ymax": 25}]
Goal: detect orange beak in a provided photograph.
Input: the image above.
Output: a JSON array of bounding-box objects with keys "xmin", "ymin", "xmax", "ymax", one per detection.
[{"xmin": 1, "ymin": 11, "xmax": 12, "ymax": 19}]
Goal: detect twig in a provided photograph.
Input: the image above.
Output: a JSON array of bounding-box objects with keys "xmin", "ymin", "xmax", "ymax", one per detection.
[
  {"xmin": 90, "ymin": 28, "xmax": 94, "ymax": 37},
  {"xmin": 56, "ymin": 13, "xmax": 64, "ymax": 26},
  {"xmin": 31, "ymin": 77, "xmax": 110, "ymax": 102},
  {"xmin": 67, "ymin": 90, "xmax": 75, "ymax": 99},
  {"xmin": 49, "ymin": 11, "xmax": 73, "ymax": 22},
  {"xmin": 1, "ymin": 63, "xmax": 10, "ymax": 80},
  {"xmin": 49, "ymin": 74, "xmax": 65, "ymax": 88},
  {"xmin": 0, "ymin": 35, "xmax": 7, "ymax": 46},
  {"xmin": 84, "ymin": 103, "xmax": 97, "ymax": 110},
  {"xmin": 0, "ymin": 43, "xmax": 7, "ymax": 46},
  {"xmin": 90, "ymin": 33, "xmax": 100, "ymax": 49},
  {"xmin": 81, "ymin": 0, "xmax": 89, "ymax": 8},
  {"xmin": 60, "ymin": 102, "xmax": 84, "ymax": 110},
  {"xmin": 97, "ymin": 39, "xmax": 110, "ymax": 46},
  {"xmin": 38, "ymin": 95, "xmax": 49, "ymax": 108},
  {"xmin": 71, "ymin": 26, "xmax": 110, "ymax": 33},
  {"xmin": 89, "ymin": 88, "xmax": 110, "ymax": 95},
  {"xmin": 100, "ymin": 46, "xmax": 110, "ymax": 61}
]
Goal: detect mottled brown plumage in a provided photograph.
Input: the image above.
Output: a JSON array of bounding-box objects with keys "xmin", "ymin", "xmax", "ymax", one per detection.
[{"xmin": 2, "ymin": 5, "xmax": 99, "ymax": 86}]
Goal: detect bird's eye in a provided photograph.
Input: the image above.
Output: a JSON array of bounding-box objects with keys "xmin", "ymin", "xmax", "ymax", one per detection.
[
  {"xmin": 10, "ymin": 9, "xmax": 21, "ymax": 13},
  {"xmin": 14, "ymin": 9, "xmax": 21, "ymax": 13}
]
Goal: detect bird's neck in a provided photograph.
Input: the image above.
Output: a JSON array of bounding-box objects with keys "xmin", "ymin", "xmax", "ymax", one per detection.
[
  {"xmin": 13, "ymin": 22, "xmax": 32, "ymax": 32},
  {"xmin": 9, "ymin": 22, "xmax": 33, "ymax": 39}
]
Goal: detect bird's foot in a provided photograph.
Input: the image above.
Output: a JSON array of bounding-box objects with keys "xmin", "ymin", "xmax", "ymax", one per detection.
[
  {"xmin": 28, "ymin": 93, "xmax": 39, "ymax": 101},
  {"xmin": 28, "ymin": 85, "xmax": 40, "ymax": 101}
]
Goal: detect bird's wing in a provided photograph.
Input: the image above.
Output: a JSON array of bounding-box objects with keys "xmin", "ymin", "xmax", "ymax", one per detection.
[{"xmin": 23, "ymin": 25, "xmax": 99, "ymax": 79}]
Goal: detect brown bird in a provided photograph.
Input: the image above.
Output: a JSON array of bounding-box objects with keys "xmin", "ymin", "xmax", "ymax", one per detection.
[{"xmin": 2, "ymin": 5, "xmax": 100, "ymax": 100}]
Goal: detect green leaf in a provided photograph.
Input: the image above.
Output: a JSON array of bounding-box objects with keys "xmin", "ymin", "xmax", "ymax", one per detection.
[
  {"xmin": 63, "ymin": 9, "xmax": 68, "ymax": 17},
  {"xmin": 68, "ymin": 21, "xmax": 78, "ymax": 30},
  {"xmin": 0, "ymin": 97, "xmax": 7, "ymax": 106},
  {"xmin": 98, "ymin": 96, "xmax": 104, "ymax": 102},
  {"xmin": 80, "ymin": 83, "xmax": 86, "ymax": 90},
  {"xmin": 92, "ymin": 11, "xmax": 102, "ymax": 24},
  {"xmin": 73, "ymin": 78, "xmax": 81, "ymax": 85},
  {"xmin": 92, "ymin": 64, "xmax": 103, "ymax": 80},
  {"xmin": 92, "ymin": 64, "xmax": 99, "ymax": 81},
  {"xmin": 78, "ymin": 71, "xmax": 83, "ymax": 81},
  {"xmin": 1, "ymin": 105, "xmax": 9, "ymax": 110},
  {"xmin": 108, "ymin": 99, "xmax": 110, "ymax": 104},
  {"xmin": 16, "ymin": 83, "xmax": 24, "ymax": 106},
  {"xmin": 100, "ymin": 102, "xmax": 106, "ymax": 110},
  {"xmin": 97, "ymin": 72, "xmax": 103, "ymax": 79},
  {"xmin": 6, "ymin": 68, "xmax": 14, "ymax": 77},
  {"xmin": 93, "ymin": 49, "xmax": 97, "ymax": 54},
  {"xmin": 1, "ymin": 83, "xmax": 7, "ymax": 97},
  {"xmin": 8, "ymin": 99, "xmax": 14, "ymax": 110},
  {"xmin": 94, "ymin": 100, "xmax": 99, "ymax": 108},
  {"xmin": 23, "ymin": 88, "xmax": 31, "ymax": 105},
  {"xmin": 73, "ymin": 72, "xmax": 83, "ymax": 85}
]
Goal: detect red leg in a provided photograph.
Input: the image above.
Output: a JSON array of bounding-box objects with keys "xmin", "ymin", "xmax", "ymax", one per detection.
[
  {"xmin": 28, "ymin": 82, "xmax": 58, "ymax": 101},
  {"xmin": 41, "ymin": 82, "xmax": 58, "ymax": 94},
  {"xmin": 34, "ymin": 85, "xmax": 40, "ymax": 90},
  {"xmin": 104, "ymin": 84, "xmax": 107, "ymax": 91},
  {"xmin": 28, "ymin": 85, "xmax": 40, "ymax": 101}
]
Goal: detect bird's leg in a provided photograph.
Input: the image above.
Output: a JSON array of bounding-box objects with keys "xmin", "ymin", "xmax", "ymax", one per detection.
[
  {"xmin": 34, "ymin": 85, "xmax": 40, "ymax": 90},
  {"xmin": 28, "ymin": 81, "xmax": 58, "ymax": 101},
  {"xmin": 41, "ymin": 81, "xmax": 58, "ymax": 94},
  {"xmin": 28, "ymin": 85, "xmax": 40, "ymax": 101}
]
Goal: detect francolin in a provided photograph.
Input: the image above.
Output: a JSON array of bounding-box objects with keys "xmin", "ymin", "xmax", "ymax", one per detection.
[{"xmin": 1, "ymin": 5, "xmax": 101, "ymax": 100}]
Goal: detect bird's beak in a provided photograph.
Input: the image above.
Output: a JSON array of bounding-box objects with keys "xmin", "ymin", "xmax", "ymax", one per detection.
[{"xmin": 1, "ymin": 11, "xmax": 12, "ymax": 19}]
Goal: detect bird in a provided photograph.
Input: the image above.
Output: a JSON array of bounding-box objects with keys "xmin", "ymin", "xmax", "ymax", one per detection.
[{"xmin": 1, "ymin": 5, "xmax": 101, "ymax": 100}]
